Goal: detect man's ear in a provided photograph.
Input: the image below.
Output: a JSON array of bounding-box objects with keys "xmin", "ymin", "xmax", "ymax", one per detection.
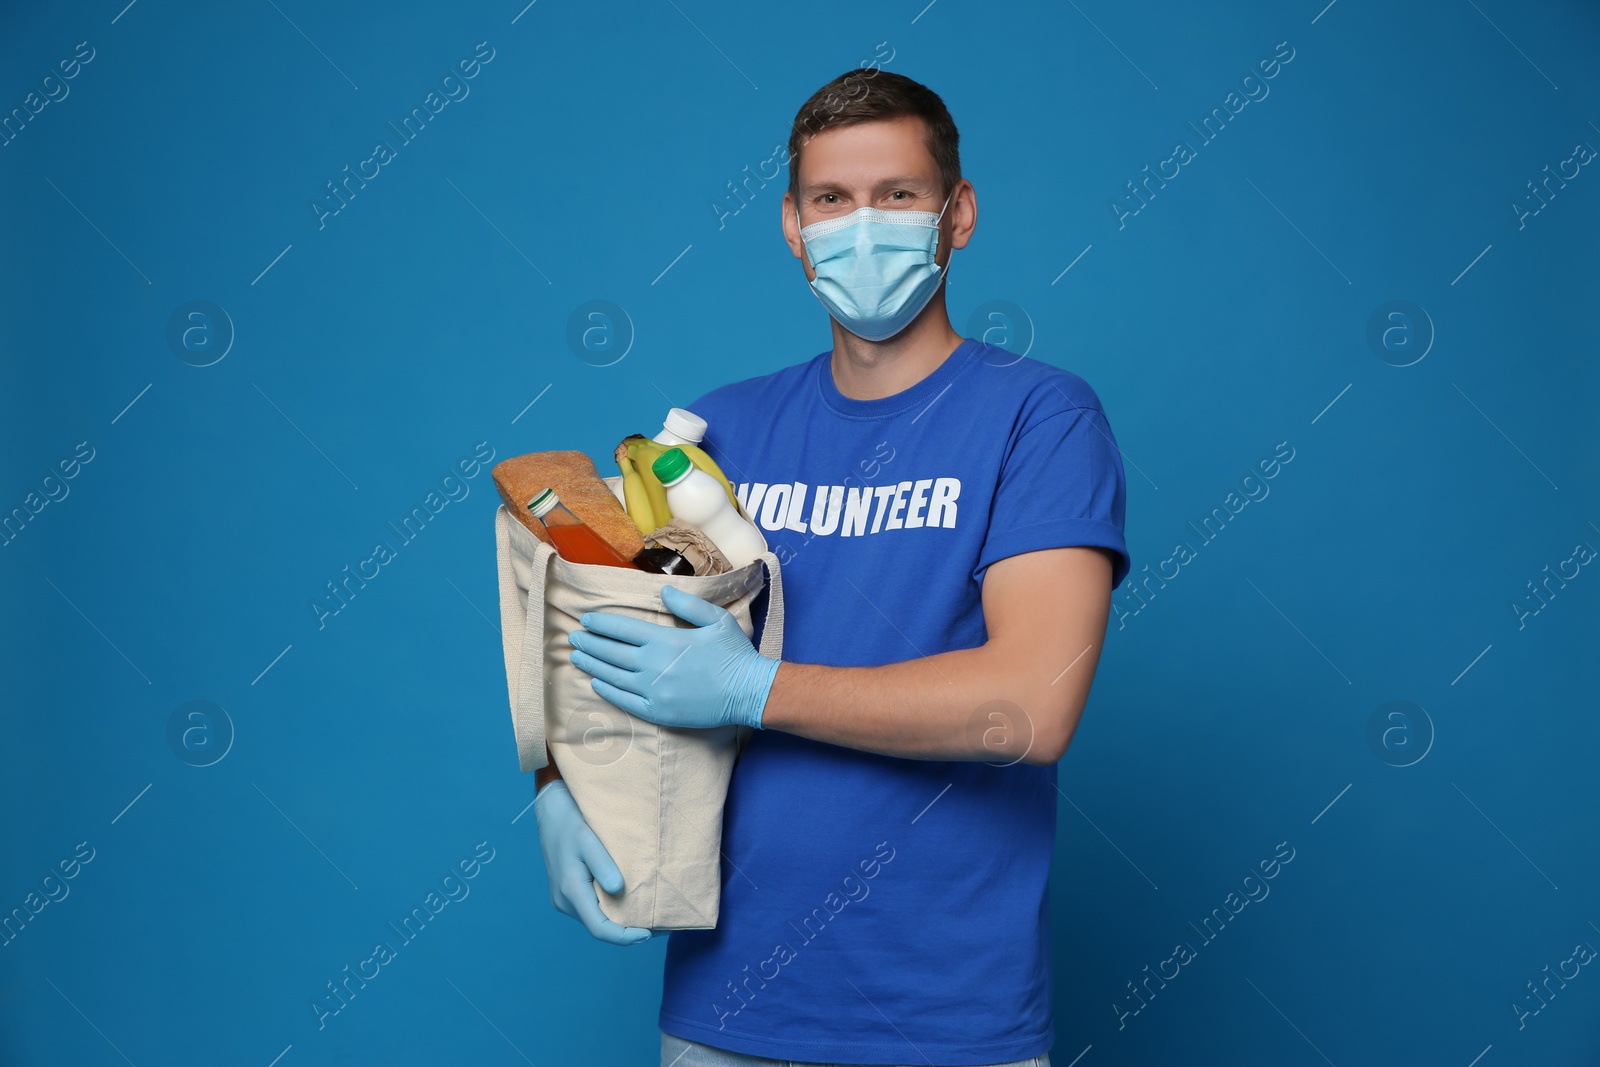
[
  {"xmin": 949, "ymin": 180, "xmax": 977, "ymax": 252},
  {"xmin": 783, "ymin": 195, "xmax": 814, "ymax": 277}
]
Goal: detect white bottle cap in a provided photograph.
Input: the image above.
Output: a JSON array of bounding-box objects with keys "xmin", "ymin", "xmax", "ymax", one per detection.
[
  {"xmin": 662, "ymin": 407, "xmax": 708, "ymax": 444},
  {"xmin": 527, "ymin": 487, "xmax": 558, "ymax": 519}
]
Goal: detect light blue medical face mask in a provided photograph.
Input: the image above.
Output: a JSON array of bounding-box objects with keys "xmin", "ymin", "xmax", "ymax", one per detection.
[{"xmin": 796, "ymin": 191, "xmax": 952, "ymax": 342}]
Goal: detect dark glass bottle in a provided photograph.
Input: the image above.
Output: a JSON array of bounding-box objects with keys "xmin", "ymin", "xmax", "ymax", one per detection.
[{"xmin": 632, "ymin": 546, "xmax": 696, "ymax": 575}]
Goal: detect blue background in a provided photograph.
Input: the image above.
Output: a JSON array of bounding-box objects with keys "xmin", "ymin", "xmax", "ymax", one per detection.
[{"xmin": 3, "ymin": 0, "xmax": 1597, "ymax": 1064}]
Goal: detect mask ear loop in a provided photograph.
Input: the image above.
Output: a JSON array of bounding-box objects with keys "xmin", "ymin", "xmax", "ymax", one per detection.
[
  {"xmin": 794, "ymin": 201, "xmax": 821, "ymax": 293},
  {"xmin": 932, "ymin": 189, "xmax": 954, "ymax": 285}
]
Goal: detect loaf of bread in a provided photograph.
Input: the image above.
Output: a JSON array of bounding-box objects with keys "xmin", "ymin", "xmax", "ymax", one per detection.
[{"xmin": 492, "ymin": 450, "xmax": 645, "ymax": 560}]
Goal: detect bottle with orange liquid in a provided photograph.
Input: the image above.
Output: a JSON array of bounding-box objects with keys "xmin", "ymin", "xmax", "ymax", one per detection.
[{"xmin": 527, "ymin": 488, "xmax": 640, "ymax": 569}]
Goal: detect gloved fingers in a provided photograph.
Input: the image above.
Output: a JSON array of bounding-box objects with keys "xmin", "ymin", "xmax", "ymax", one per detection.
[
  {"xmin": 552, "ymin": 853, "xmax": 601, "ymax": 920},
  {"xmin": 576, "ymin": 610, "xmax": 668, "ymax": 647},
  {"xmin": 658, "ymin": 584, "xmax": 726, "ymax": 626},
  {"xmin": 569, "ymin": 835, "xmax": 654, "ymax": 946},
  {"xmin": 571, "ymin": 887, "xmax": 655, "ymax": 946},
  {"xmin": 576, "ymin": 824, "xmax": 625, "ymax": 895},
  {"xmin": 533, "ymin": 782, "xmax": 606, "ymax": 922},
  {"xmin": 569, "ymin": 648, "xmax": 644, "ymax": 694},
  {"xmin": 588, "ymin": 675, "xmax": 654, "ymax": 719},
  {"xmin": 568, "ymin": 629, "xmax": 644, "ymax": 672}
]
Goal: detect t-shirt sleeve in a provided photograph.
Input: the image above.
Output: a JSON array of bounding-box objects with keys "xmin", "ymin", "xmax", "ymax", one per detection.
[
  {"xmin": 684, "ymin": 388, "xmax": 728, "ymax": 465},
  {"xmin": 973, "ymin": 402, "xmax": 1131, "ymax": 589}
]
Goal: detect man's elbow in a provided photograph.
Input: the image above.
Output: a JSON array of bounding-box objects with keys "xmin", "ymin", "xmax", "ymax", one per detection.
[
  {"xmin": 1017, "ymin": 694, "xmax": 1094, "ymax": 767},
  {"xmin": 1018, "ymin": 705, "xmax": 1081, "ymax": 766},
  {"xmin": 1020, "ymin": 736, "xmax": 1068, "ymax": 766}
]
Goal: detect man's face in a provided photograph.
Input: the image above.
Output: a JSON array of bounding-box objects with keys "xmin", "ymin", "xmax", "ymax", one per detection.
[{"xmin": 785, "ymin": 115, "xmax": 965, "ymax": 282}]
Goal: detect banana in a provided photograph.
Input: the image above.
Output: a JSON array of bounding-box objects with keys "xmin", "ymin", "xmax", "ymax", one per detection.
[
  {"xmin": 625, "ymin": 436, "xmax": 673, "ymax": 525},
  {"xmin": 626, "ymin": 434, "xmax": 752, "ymax": 525},
  {"xmin": 615, "ymin": 444, "xmax": 656, "ymax": 535}
]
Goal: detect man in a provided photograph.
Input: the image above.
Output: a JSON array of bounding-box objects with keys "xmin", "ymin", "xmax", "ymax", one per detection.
[{"xmin": 534, "ymin": 69, "xmax": 1131, "ymax": 1067}]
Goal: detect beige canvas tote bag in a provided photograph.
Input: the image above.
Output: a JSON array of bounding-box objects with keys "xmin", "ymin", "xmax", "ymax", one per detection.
[{"xmin": 493, "ymin": 504, "xmax": 785, "ymax": 930}]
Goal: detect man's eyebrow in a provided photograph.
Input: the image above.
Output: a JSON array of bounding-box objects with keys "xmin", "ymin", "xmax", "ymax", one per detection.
[{"xmin": 800, "ymin": 176, "xmax": 934, "ymax": 195}]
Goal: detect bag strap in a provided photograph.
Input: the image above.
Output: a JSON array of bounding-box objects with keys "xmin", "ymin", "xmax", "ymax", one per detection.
[
  {"xmin": 754, "ymin": 549, "xmax": 785, "ymax": 659},
  {"xmin": 495, "ymin": 505, "xmax": 553, "ymax": 773}
]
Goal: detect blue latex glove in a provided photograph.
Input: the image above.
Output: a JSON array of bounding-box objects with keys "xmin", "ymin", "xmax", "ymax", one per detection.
[
  {"xmin": 532, "ymin": 779, "xmax": 655, "ymax": 946},
  {"xmin": 566, "ymin": 584, "xmax": 779, "ymax": 731}
]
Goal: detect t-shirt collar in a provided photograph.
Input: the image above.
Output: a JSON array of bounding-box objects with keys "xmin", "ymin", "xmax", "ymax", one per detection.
[{"xmin": 815, "ymin": 337, "xmax": 981, "ymax": 420}]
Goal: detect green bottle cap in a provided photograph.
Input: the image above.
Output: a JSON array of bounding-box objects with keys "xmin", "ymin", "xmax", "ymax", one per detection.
[{"xmin": 652, "ymin": 446, "xmax": 692, "ymax": 485}]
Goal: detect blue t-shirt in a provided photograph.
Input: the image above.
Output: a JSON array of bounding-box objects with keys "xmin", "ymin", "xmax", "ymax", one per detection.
[{"xmin": 658, "ymin": 337, "xmax": 1131, "ymax": 1065}]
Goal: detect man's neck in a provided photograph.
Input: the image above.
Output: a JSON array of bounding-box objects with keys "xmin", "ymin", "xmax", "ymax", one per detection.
[{"xmin": 828, "ymin": 300, "xmax": 964, "ymax": 402}]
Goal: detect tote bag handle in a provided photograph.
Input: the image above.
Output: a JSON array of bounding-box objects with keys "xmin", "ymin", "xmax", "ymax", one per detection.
[{"xmin": 496, "ymin": 505, "xmax": 557, "ymax": 772}]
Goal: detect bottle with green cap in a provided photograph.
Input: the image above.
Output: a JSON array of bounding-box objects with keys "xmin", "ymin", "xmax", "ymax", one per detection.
[
  {"xmin": 527, "ymin": 487, "xmax": 639, "ymax": 569},
  {"xmin": 651, "ymin": 447, "xmax": 767, "ymax": 570}
]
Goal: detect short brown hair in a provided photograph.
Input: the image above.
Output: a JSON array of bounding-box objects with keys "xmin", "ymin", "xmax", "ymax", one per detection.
[{"xmin": 786, "ymin": 70, "xmax": 961, "ymax": 208}]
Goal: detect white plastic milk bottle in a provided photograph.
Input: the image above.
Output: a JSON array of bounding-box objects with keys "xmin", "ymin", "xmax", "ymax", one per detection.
[{"xmin": 650, "ymin": 446, "xmax": 766, "ymax": 570}]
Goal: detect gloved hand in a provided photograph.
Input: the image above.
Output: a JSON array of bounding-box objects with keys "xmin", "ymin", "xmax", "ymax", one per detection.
[
  {"xmin": 566, "ymin": 583, "xmax": 779, "ymax": 731},
  {"xmin": 532, "ymin": 779, "xmax": 654, "ymax": 946}
]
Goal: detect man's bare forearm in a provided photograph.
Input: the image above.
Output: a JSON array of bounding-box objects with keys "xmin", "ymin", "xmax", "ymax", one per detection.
[{"xmin": 758, "ymin": 644, "xmax": 1068, "ymax": 764}]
